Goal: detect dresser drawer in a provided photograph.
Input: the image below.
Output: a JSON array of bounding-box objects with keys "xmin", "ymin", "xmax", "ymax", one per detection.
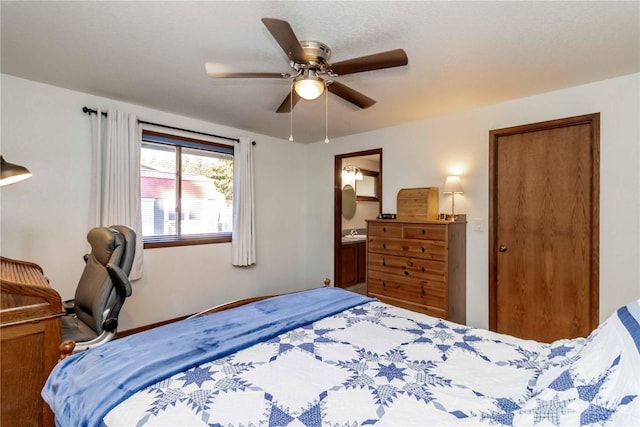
[
  {"xmin": 367, "ymin": 237, "xmax": 406, "ymax": 256},
  {"xmin": 402, "ymin": 239, "xmax": 448, "ymax": 261},
  {"xmin": 368, "ymin": 222, "xmax": 403, "ymax": 238},
  {"xmin": 367, "ymin": 270, "xmax": 446, "ymax": 310},
  {"xmin": 368, "ymin": 237, "xmax": 448, "ymax": 261},
  {"xmin": 367, "ymin": 253, "xmax": 447, "ymax": 282},
  {"xmin": 373, "ymin": 295, "xmax": 447, "ymax": 319},
  {"xmin": 403, "ymin": 224, "xmax": 447, "ymax": 241}
]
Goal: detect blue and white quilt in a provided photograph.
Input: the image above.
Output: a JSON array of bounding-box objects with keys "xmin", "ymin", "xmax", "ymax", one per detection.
[{"xmin": 44, "ymin": 288, "xmax": 639, "ymax": 426}]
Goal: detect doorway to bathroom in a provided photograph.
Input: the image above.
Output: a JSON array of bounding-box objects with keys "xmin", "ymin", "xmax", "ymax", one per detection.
[{"xmin": 334, "ymin": 148, "xmax": 382, "ymax": 293}]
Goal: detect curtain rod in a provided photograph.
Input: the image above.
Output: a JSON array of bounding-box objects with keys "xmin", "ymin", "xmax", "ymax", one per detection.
[{"xmin": 82, "ymin": 106, "xmax": 241, "ymax": 143}]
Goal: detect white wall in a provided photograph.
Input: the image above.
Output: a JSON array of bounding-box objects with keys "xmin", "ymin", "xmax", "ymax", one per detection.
[
  {"xmin": 305, "ymin": 73, "xmax": 640, "ymax": 329},
  {"xmin": 0, "ymin": 74, "xmax": 311, "ymax": 330},
  {"xmin": 3, "ymin": 73, "xmax": 639, "ymax": 332}
]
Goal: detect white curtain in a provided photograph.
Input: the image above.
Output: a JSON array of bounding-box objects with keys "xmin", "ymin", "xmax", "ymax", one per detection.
[
  {"xmin": 89, "ymin": 108, "xmax": 144, "ymax": 280},
  {"xmin": 231, "ymin": 137, "xmax": 256, "ymax": 266}
]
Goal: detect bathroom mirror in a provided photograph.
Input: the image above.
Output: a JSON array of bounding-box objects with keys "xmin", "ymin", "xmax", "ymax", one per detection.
[
  {"xmin": 356, "ymin": 169, "xmax": 380, "ymax": 201},
  {"xmin": 342, "ymin": 184, "xmax": 356, "ymax": 219}
]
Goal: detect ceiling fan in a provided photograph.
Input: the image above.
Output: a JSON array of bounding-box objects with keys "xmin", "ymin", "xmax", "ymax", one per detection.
[{"xmin": 206, "ymin": 18, "xmax": 408, "ymax": 113}]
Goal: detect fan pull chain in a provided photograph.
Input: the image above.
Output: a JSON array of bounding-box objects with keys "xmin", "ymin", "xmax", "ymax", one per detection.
[
  {"xmin": 324, "ymin": 82, "xmax": 329, "ymax": 143},
  {"xmin": 289, "ymin": 83, "xmax": 294, "ymax": 142}
]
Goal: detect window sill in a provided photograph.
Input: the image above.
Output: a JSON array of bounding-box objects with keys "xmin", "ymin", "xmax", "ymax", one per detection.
[{"xmin": 143, "ymin": 233, "xmax": 231, "ymax": 249}]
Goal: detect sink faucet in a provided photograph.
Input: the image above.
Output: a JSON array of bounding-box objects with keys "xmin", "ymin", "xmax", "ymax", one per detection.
[{"xmin": 350, "ymin": 229, "xmax": 358, "ymax": 236}]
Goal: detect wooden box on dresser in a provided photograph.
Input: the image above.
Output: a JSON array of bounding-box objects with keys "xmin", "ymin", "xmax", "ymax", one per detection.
[{"xmin": 366, "ymin": 219, "xmax": 466, "ymax": 324}]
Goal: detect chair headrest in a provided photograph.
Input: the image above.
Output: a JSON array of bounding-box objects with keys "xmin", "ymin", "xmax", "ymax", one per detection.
[
  {"xmin": 108, "ymin": 225, "xmax": 136, "ymax": 276},
  {"xmin": 87, "ymin": 227, "xmax": 125, "ymax": 267}
]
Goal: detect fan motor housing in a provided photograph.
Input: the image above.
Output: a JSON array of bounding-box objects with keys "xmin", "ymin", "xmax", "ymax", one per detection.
[{"xmin": 300, "ymin": 40, "xmax": 331, "ymax": 67}]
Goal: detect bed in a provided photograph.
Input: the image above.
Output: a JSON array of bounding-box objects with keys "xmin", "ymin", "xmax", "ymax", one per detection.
[{"xmin": 43, "ymin": 287, "xmax": 639, "ymax": 426}]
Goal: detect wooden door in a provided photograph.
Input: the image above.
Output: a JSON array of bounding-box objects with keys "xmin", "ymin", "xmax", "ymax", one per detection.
[{"xmin": 489, "ymin": 114, "xmax": 599, "ymax": 342}]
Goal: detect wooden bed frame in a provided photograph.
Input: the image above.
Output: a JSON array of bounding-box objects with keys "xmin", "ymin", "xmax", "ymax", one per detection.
[{"xmin": 59, "ymin": 278, "xmax": 332, "ymax": 359}]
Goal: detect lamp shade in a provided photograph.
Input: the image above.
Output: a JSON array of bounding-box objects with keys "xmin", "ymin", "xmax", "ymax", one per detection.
[
  {"xmin": 0, "ymin": 155, "xmax": 32, "ymax": 186},
  {"xmin": 443, "ymin": 175, "xmax": 463, "ymax": 194}
]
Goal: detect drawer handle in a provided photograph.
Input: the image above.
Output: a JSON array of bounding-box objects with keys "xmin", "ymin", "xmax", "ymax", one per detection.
[
  {"xmin": 421, "ymin": 247, "xmax": 425, "ymax": 253},
  {"xmin": 382, "ymin": 282, "xmax": 386, "ymax": 287},
  {"xmin": 421, "ymin": 267, "xmax": 425, "ymax": 272},
  {"xmin": 382, "ymin": 259, "xmax": 386, "ymax": 266},
  {"xmin": 421, "ymin": 289, "xmax": 426, "ymax": 296},
  {"xmin": 404, "ymin": 271, "xmax": 409, "ymax": 276},
  {"xmin": 383, "ymin": 227, "xmax": 386, "ymax": 232},
  {"xmin": 422, "ymin": 229, "xmax": 426, "ymax": 234},
  {"xmin": 382, "ymin": 243, "xmax": 386, "ymax": 249}
]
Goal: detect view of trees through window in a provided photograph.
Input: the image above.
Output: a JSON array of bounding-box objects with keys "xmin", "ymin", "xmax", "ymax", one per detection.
[{"xmin": 140, "ymin": 137, "xmax": 233, "ymax": 243}]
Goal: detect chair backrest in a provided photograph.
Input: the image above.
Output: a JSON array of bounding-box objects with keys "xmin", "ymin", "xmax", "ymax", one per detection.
[
  {"xmin": 73, "ymin": 226, "xmax": 134, "ymax": 334},
  {"xmin": 108, "ymin": 224, "xmax": 135, "ymax": 297}
]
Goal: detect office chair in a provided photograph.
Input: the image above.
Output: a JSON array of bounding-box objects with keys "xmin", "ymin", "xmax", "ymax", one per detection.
[{"xmin": 61, "ymin": 225, "xmax": 135, "ymax": 353}]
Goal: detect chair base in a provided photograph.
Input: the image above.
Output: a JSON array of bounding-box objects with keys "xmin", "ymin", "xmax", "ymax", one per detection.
[
  {"xmin": 71, "ymin": 331, "xmax": 116, "ymax": 353},
  {"xmin": 61, "ymin": 315, "xmax": 117, "ymax": 353}
]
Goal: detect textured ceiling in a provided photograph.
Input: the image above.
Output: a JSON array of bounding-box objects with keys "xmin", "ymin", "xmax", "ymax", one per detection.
[{"xmin": 2, "ymin": 1, "xmax": 638, "ymax": 143}]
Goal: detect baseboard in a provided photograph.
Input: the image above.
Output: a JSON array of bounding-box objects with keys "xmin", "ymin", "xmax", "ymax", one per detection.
[{"xmin": 116, "ymin": 314, "xmax": 191, "ymax": 339}]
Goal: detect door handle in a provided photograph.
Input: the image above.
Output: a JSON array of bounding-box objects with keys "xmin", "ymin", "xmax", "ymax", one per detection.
[{"xmin": 499, "ymin": 245, "xmax": 508, "ymax": 253}]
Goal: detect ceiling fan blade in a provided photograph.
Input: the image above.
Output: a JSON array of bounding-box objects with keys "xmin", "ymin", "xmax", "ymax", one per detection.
[
  {"xmin": 207, "ymin": 72, "xmax": 287, "ymax": 79},
  {"xmin": 206, "ymin": 62, "xmax": 288, "ymax": 79},
  {"xmin": 327, "ymin": 81, "xmax": 376, "ymax": 109},
  {"xmin": 261, "ymin": 18, "xmax": 307, "ymax": 64},
  {"xmin": 276, "ymin": 90, "xmax": 301, "ymax": 113},
  {"xmin": 329, "ymin": 49, "xmax": 408, "ymax": 76}
]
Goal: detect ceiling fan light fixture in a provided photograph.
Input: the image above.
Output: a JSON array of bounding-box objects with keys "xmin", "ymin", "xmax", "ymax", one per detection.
[{"xmin": 294, "ymin": 70, "xmax": 325, "ymax": 100}]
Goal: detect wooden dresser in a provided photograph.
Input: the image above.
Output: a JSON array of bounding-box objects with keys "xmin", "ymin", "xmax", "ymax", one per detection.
[
  {"xmin": 366, "ymin": 219, "xmax": 466, "ymax": 323},
  {"xmin": 1, "ymin": 256, "xmax": 63, "ymax": 427}
]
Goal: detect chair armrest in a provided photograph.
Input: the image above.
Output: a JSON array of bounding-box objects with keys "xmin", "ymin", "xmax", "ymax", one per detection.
[
  {"xmin": 102, "ymin": 263, "xmax": 132, "ymax": 332},
  {"xmin": 62, "ymin": 299, "xmax": 76, "ymax": 314}
]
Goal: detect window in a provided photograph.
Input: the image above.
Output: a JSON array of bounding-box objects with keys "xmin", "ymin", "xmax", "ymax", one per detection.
[{"xmin": 140, "ymin": 130, "xmax": 234, "ymax": 248}]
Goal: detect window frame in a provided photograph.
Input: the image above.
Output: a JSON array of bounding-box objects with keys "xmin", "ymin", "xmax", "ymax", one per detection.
[{"xmin": 141, "ymin": 130, "xmax": 234, "ymax": 249}]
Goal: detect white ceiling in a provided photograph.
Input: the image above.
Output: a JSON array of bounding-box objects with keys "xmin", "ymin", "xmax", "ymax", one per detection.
[{"xmin": 2, "ymin": 1, "xmax": 638, "ymax": 143}]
